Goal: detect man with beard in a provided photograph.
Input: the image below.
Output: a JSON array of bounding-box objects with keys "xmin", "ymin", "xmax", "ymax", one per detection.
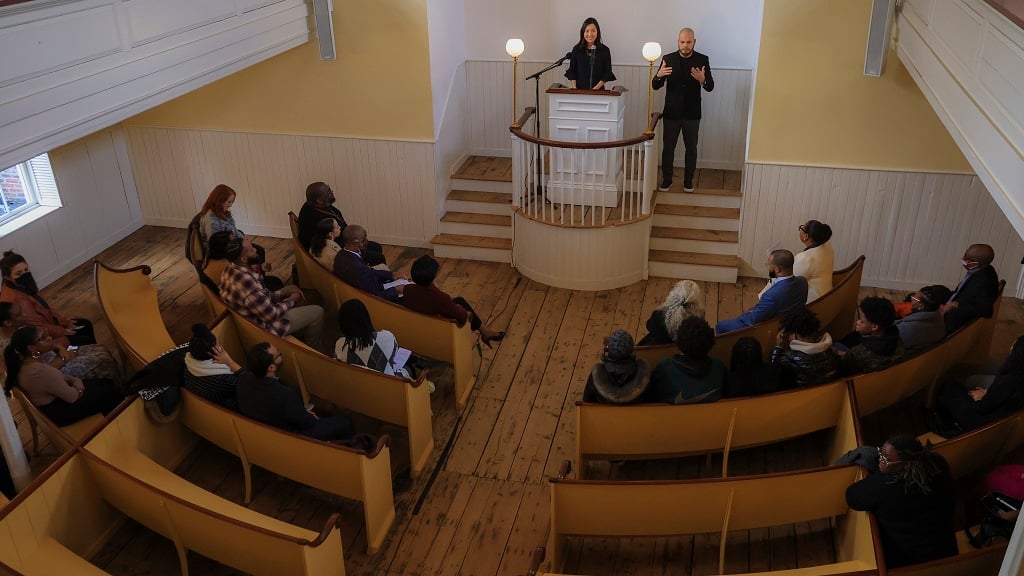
[
  {"xmin": 0, "ymin": 251, "xmax": 95, "ymax": 347},
  {"xmin": 297, "ymin": 181, "xmax": 386, "ymax": 267}
]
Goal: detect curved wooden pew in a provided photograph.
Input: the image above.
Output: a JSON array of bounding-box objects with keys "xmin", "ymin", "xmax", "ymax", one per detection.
[
  {"xmin": 10, "ymin": 386, "xmax": 107, "ymax": 455},
  {"xmin": 575, "ymin": 380, "xmax": 861, "ymax": 478},
  {"xmin": 636, "ymin": 256, "xmax": 865, "ymax": 367},
  {"xmin": 921, "ymin": 411, "xmax": 1022, "ymax": 481},
  {"xmin": 546, "ymin": 461, "xmax": 878, "ymax": 575},
  {"xmin": 220, "ymin": 310, "xmax": 435, "ymax": 478},
  {"xmin": 93, "ymin": 260, "xmax": 177, "ymax": 373},
  {"xmin": 887, "ymin": 543, "xmax": 1005, "ymax": 576},
  {"xmin": 288, "ymin": 212, "xmax": 478, "ymax": 409},
  {"xmin": 0, "ymin": 449, "xmax": 121, "ymax": 575},
  {"xmin": 82, "ymin": 398, "xmax": 346, "ymax": 576}
]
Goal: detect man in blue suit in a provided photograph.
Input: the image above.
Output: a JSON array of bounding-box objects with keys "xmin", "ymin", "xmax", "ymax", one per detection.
[
  {"xmin": 716, "ymin": 249, "xmax": 808, "ymax": 334},
  {"xmin": 332, "ymin": 224, "xmax": 404, "ymax": 302}
]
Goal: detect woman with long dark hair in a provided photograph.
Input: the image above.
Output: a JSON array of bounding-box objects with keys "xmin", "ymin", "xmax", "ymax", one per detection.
[
  {"xmin": 335, "ymin": 299, "xmax": 410, "ymax": 378},
  {"xmin": 309, "ymin": 217, "xmax": 342, "ymax": 270},
  {"xmin": 565, "ymin": 17, "xmax": 616, "ymax": 91},
  {"xmin": 3, "ymin": 325, "xmax": 122, "ymax": 426},
  {"xmin": 0, "ymin": 251, "xmax": 95, "ymax": 347},
  {"xmin": 846, "ymin": 434, "xmax": 957, "ymax": 568}
]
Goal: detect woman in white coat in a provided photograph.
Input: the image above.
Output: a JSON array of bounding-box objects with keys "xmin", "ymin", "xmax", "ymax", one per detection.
[{"xmin": 794, "ymin": 220, "xmax": 834, "ymax": 303}]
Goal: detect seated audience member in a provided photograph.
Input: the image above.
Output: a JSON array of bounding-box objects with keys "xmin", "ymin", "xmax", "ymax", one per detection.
[
  {"xmin": 931, "ymin": 335, "xmax": 1024, "ymax": 437},
  {"xmin": 198, "ymin": 184, "xmax": 243, "ymax": 249},
  {"xmin": 894, "ymin": 285, "xmax": 950, "ymax": 355},
  {"xmin": 335, "ymin": 299, "xmax": 411, "ymax": 378},
  {"xmin": 837, "ymin": 297, "xmax": 903, "ymax": 375},
  {"xmin": 298, "ymin": 181, "xmax": 386, "ymax": 266},
  {"xmin": 200, "ymin": 230, "xmax": 234, "ymax": 291},
  {"xmin": 941, "ymin": 243, "xmax": 1000, "ymax": 334},
  {"xmin": 846, "ymin": 435, "xmax": 957, "ymax": 568},
  {"xmin": 183, "ymin": 323, "xmax": 243, "ymax": 410},
  {"xmin": 637, "ymin": 280, "xmax": 705, "ymax": 346},
  {"xmin": 0, "ymin": 302, "xmax": 119, "ymax": 383},
  {"xmin": 2, "ymin": 326, "xmax": 123, "ymax": 426},
  {"xmin": 402, "ymin": 255, "xmax": 505, "ymax": 347},
  {"xmin": 649, "ymin": 317, "xmax": 725, "ymax": 404},
  {"xmin": 770, "ymin": 308, "xmax": 840, "ymax": 389},
  {"xmin": 716, "ymin": 250, "xmax": 808, "ymax": 334},
  {"xmin": 582, "ymin": 329, "xmax": 651, "ymax": 404},
  {"xmin": 333, "ymin": 225, "xmax": 404, "ymax": 302},
  {"xmin": 724, "ymin": 337, "xmax": 781, "ymax": 398},
  {"xmin": 237, "ymin": 342, "xmax": 353, "ymax": 441},
  {"xmin": 219, "ymin": 237, "xmax": 324, "ymax": 348},
  {"xmin": 794, "ymin": 219, "xmax": 835, "ymax": 302},
  {"xmin": 309, "ymin": 218, "xmax": 343, "ymax": 271},
  {"xmin": 0, "ymin": 251, "xmax": 96, "ymax": 347}
]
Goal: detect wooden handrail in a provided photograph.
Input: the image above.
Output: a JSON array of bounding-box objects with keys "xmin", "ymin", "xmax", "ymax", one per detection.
[
  {"xmin": 510, "ymin": 107, "xmax": 661, "ymax": 149},
  {"xmin": 550, "ymin": 461, "xmax": 859, "ymax": 485}
]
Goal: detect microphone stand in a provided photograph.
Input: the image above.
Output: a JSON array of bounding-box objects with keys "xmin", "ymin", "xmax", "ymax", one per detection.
[{"xmin": 525, "ymin": 54, "xmax": 570, "ymax": 206}]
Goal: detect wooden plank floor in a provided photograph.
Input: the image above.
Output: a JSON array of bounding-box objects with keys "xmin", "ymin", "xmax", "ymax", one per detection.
[{"xmin": 18, "ymin": 225, "xmax": 1022, "ymax": 576}]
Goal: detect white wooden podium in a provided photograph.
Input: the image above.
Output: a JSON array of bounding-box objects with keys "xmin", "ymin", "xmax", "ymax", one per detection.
[{"xmin": 545, "ymin": 86, "xmax": 626, "ymax": 207}]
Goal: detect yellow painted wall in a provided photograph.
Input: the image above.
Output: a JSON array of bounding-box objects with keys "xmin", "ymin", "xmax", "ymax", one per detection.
[
  {"xmin": 748, "ymin": 0, "xmax": 972, "ymax": 172},
  {"xmin": 123, "ymin": 0, "xmax": 434, "ymax": 141}
]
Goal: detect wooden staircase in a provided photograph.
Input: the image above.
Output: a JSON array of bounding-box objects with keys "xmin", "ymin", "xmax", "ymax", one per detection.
[
  {"xmin": 432, "ymin": 157, "xmax": 514, "ymax": 263},
  {"xmin": 432, "ymin": 157, "xmax": 744, "ymax": 283},
  {"xmin": 648, "ymin": 167, "xmax": 742, "ymax": 283}
]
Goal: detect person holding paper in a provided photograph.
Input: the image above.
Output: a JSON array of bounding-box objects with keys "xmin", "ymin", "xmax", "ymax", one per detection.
[
  {"xmin": 332, "ymin": 224, "xmax": 405, "ymax": 303},
  {"xmin": 565, "ymin": 17, "xmax": 615, "ymax": 90},
  {"xmin": 335, "ymin": 299, "xmax": 412, "ymax": 378}
]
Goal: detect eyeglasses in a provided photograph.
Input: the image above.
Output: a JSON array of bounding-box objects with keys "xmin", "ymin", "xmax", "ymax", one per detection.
[
  {"xmin": 909, "ymin": 294, "xmax": 922, "ymax": 304},
  {"xmin": 798, "ymin": 225, "xmax": 807, "ymax": 233},
  {"xmin": 878, "ymin": 449, "xmax": 901, "ymax": 466}
]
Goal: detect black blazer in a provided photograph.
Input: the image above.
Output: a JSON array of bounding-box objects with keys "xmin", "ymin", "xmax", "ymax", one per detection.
[
  {"xmin": 332, "ymin": 250, "xmax": 399, "ymax": 302},
  {"xmin": 945, "ymin": 265, "xmax": 999, "ymax": 333},
  {"xmin": 565, "ymin": 44, "xmax": 615, "ymax": 90},
  {"xmin": 652, "ymin": 49, "xmax": 714, "ymax": 120}
]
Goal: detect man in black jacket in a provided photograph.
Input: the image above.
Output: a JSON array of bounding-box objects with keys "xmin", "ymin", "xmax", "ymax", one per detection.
[
  {"xmin": 236, "ymin": 342, "xmax": 353, "ymax": 441},
  {"xmin": 940, "ymin": 243, "xmax": 1000, "ymax": 334},
  {"xmin": 652, "ymin": 28, "xmax": 714, "ymax": 193}
]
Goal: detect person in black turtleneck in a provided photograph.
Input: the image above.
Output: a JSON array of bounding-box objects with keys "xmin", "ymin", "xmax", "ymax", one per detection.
[
  {"xmin": 653, "ymin": 27, "xmax": 714, "ymax": 193},
  {"xmin": 837, "ymin": 297, "xmax": 904, "ymax": 375},
  {"xmin": 297, "ymin": 181, "xmax": 386, "ymax": 267},
  {"xmin": 582, "ymin": 329, "xmax": 650, "ymax": 404},
  {"xmin": 648, "ymin": 317, "xmax": 725, "ymax": 404},
  {"xmin": 0, "ymin": 251, "xmax": 95, "ymax": 347}
]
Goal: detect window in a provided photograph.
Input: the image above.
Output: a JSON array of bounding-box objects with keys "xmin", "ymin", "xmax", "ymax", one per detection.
[{"xmin": 0, "ymin": 154, "xmax": 61, "ymax": 226}]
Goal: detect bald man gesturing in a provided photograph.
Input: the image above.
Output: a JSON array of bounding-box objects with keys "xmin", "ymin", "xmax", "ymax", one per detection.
[{"xmin": 653, "ymin": 27, "xmax": 714, "ymax": 193}]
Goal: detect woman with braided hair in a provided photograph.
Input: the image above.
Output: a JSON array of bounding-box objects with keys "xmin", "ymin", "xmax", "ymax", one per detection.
[{"xmin": 845, "ymin": 434, "xmax": 958, "ymax": 568}]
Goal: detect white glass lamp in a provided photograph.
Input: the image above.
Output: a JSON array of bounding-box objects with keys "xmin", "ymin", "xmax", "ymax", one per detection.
[
  {"xmin": 642, "ymin": 42, "xmax": 663, "ymax": 134},
  {"xmin": 506, "ymin": 39, "xmax": 525, "ymax": 127}
]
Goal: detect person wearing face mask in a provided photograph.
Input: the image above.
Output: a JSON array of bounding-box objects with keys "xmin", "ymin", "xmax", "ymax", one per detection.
[
  {"xmin": 893, "ymin": 285, "xmax": 951, "ymax": 355},
  {"xmin": 0, "ymin": 251, "xmax": 95, "ymax": 347},
  {"xmin": 940, "ymin": 243, "xmax": 1000, "ymax": 334},
  {"xmin": 715, "ymin": 249, "xmax": 808, "ymax": 334}
]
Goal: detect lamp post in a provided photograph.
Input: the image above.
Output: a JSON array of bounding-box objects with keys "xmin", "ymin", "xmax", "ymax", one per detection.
[
  {"xmin": 506, "ymin": 39, "xmax": 525, "ymax": 128},
  {"xmin": 642, "ymin": 42, "xmax": 662, "ymax": 135}
]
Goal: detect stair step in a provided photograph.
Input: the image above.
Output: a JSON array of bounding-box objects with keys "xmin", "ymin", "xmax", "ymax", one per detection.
[
  {"xmin": 448, "ymin": 190, "xmax": 512, "ymax": 204},
  {"xmin": 651, "ymin": 227, "xmax": 739, "ymax": 243},
  {"xmin": 654, "ymin": 205, "xmax": 740, "ymax": 219},
  {"xmin": 441, "ymin": 212, "xmax": 511, "ymax": 226},
  {"xmin": 453, "ymin": 156, "xmax": 513, "ymax": 182},
  {"xmin": 431, "ymin": 233, "xmax": 512, "ymax": 250},
  {"xmin": 648, "ymin": 250, "xmax": 739, "ymax": 268},
  {"xmin": 692, "ymin": 187, "xmax": 742, "ymax": 197}
]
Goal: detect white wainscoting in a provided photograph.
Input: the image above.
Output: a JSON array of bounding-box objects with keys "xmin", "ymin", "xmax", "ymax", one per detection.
[
  {"xmin": 124, "ymin": 126, "xmax": 438, "ymax": 247},
  {"xmin": 897, "ymin": 0, "xmax": 1024, "ymax": 246},
  {"xmin": 0, "ymin": 128, "xmax": 143, "ymax": 288},
  {"xmin": 0, "ymin": 0, "xmax": 309, "ymax": 170},
  {"xmin": 433, "ymin": 62, "xmax": 469, "ymax": 221},
  {"xmin": 739, "ymin": 162, "xmax": 1024, "ymax": 292},
  {"xmin": 466, "ymin": 60, "xmax": 750, "ymax": 170}
]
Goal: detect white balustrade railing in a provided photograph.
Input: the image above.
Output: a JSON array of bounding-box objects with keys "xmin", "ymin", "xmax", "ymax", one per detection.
[{"xmin": 510, "ymin": 109, "xmax": 661, "ymax": 227}]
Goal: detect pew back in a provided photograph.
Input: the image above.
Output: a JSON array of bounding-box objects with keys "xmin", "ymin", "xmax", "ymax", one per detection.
[
  {"xmin": 10, "ymin": 387, "xmax": 106, "ymax": 455},
  {"xmin": 635, "ymin": 257, "xmax": 865, "ymax": 367},
  {"xmin": 93, "ymin": 261, "xmax": 176, "ymax": 373},
  {"xmin": 288, "ymin": 212, "xmax": 478, "ymax": 409},
  {"xmin": 849, "ymin": 341, "xmax": 943, "ymax": 416},
  {"xmin": 576, "ymin": 380, "xmax": 858, "ymax": 477},
  {"xmin": 225, "ymin": 310, "xmax": 434, "ymax": 477}
]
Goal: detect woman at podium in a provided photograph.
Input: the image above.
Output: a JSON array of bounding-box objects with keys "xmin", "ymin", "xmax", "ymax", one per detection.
[{"xmin": 565, "ymin": 17, "xmax": 615, "ymax": 90}]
